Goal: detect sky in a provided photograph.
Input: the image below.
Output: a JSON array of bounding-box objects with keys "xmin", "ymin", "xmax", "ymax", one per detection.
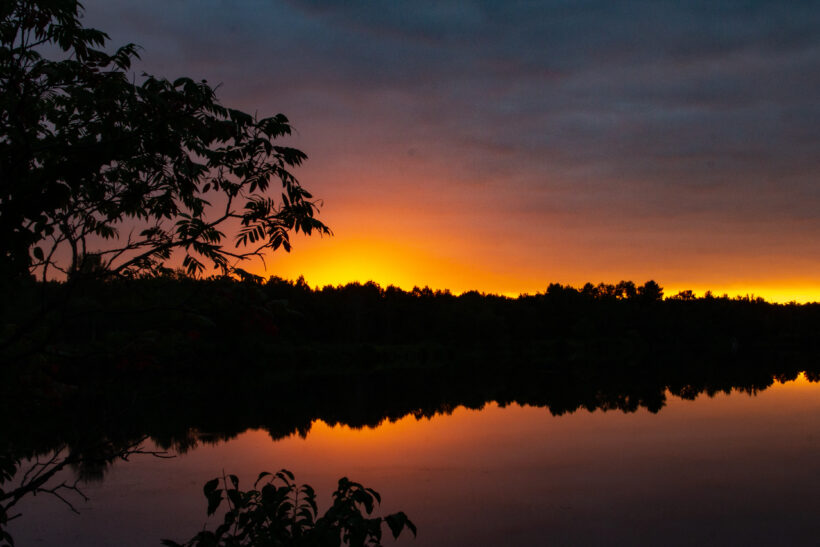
[{"xmin": 82, "ymin": 0, "xmax": 820, "ymax": 301}]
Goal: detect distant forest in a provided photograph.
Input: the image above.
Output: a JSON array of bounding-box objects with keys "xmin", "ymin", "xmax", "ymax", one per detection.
[{"xmin": 3, "ymin": 275, "xmax": 818, "ymax": 374}]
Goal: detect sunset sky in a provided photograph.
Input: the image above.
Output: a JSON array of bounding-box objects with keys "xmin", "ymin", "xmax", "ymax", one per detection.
[{"xmin": 84, "ymin": 1, "xmax": 820, "ymax": 301}]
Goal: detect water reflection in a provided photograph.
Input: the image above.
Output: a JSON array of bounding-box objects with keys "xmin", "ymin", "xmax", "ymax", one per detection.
[
  {"xmin": 4, "ymin": 360, "xmax": 818, "ymax": 459},
  {"xmin": 3, "ymin": 365, "xmax": 820, "ymax": 545}
]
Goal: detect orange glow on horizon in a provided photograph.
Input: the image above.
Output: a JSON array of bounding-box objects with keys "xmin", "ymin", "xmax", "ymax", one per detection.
[
  {"xmin": 663, "ymin": 284, "xmax": 820, "ymax": 305},
  {"xmin": 246, "ymin": 233, "xmax": 820, "ymax": 303},
  {"xmin": 233, "ymin": 186, "xmax": 820, "ymax": 305},
  {"xmin": 259, "ymin": 234, "xmax": 536, "ymax": 295}
]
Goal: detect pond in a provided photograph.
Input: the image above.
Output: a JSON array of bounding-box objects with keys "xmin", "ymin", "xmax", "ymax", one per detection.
[{"xmin": 5, "ymin": 372, "xmax": 820, "ymax": 546}]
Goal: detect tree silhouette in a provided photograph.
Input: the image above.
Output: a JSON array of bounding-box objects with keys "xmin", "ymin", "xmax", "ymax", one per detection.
[
  {"xmin": 637, "ymin": 280, "xmax": 663, "ymax": 302},
  {"xmin": 0, "ymin": 0, "xmax": 329, "ymax": 281}
]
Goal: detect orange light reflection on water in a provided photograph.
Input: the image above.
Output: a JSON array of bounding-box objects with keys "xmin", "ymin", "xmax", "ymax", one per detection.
[
  {"xmin": 232, "ymin": 374, "xmax": 820, "ymax": 490},
  {"xmin": 11, "ymin": 374, "xmax": 820, "ymax": 546},
  {"xmin": 229, "ymin": 372, "xmax": 820, "ymax": 546}
]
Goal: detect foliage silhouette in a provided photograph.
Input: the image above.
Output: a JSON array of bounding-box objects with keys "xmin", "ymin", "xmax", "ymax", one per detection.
[
  {"xmin": 0, "ymin": 0, "xmax": 329, "ymax": 281},
  {"xmin": 162, "ymin": 470, "xmax": 415, "ymax": 547}
]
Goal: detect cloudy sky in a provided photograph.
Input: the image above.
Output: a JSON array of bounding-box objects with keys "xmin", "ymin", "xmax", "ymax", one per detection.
[{"xmin": 83, "ymin": 0, "xmax": 820, "ymax": 300}]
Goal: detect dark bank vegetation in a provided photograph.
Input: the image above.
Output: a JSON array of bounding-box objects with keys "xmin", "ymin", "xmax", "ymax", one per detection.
[
  {"xmin": 162, "ymin": 470, "xmax": 415, "ymax": 547},
  {"xmin": 3, "ymin": 275, "xmax": 820, "ymax": 449},
  {"xmin": 2, "ymin": 274, "xmax": 817, "ymax": 373}
]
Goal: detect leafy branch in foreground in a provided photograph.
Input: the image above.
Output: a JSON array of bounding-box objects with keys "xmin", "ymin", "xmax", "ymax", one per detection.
[
  {"xmin": 1, "ymin": 0, "xmax": 330, "ymax": 281},
  {"xmin": 163, "ymin": 469, "xmax": 415, "ymax": 547}
]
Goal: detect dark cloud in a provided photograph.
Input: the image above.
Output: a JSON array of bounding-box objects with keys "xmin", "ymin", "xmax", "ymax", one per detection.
[{"xmin": 80, "ymin": 0, "xmax": 820, "ymax": 280}]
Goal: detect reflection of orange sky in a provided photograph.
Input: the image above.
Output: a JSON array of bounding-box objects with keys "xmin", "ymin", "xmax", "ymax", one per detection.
[
  {"xmin": 20, "ymin": 376, "xmax": 820, "ymax": 546},
  {"xmin": 777, "ymin": 371, "xmax": 812, "ymax": 389},
  {"xmin": 90, "ymin": 373, "xmax": 818, "ymax": 545},
  {"xmin": 183, "ymin": 371, "xmax": 820, "ymax": 510},
  {"xmin": 286, "ymin": 372, "xmax": 818, "ymax": 448},
  {"xmin": 207, "ymin": 373, "xmax": 818, "ymax": 470}
]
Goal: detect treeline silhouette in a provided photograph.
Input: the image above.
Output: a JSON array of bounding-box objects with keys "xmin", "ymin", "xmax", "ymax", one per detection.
[{"xmin": 4, "ymin": 275, "xmax": 817, "ymax": 374}]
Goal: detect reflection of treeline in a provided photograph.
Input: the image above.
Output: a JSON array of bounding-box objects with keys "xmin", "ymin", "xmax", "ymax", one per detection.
[
  {"xmin": 3, "ymin": 275, "xmax": 820, "ymax": 458},
  {"xmin": 2, "ymin": 349, "xmax": 818, "ymax": 471}
]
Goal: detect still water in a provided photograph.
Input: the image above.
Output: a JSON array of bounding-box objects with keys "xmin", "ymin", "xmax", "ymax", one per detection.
[{"xmin": 9, "ymin": 373, "xmax": 820, "ymax": 546}]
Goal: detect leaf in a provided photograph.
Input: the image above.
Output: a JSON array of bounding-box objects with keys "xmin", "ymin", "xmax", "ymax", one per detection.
[
  {"xmin": 366, "ymin": 488, "xmax": 381, "ymax": 504},
  {"xmin": 33, "ymin": 247, "xmax": 44, "ymax": 260},
  {"xmin": 277, "ymin": 469, "xmax": 294, "ymax": 482},
  {"xmin": 385, "ymin": 512, "xmax": 417, "ymax": 539},
  {"xmin": 254, "ymin": 471, "xmax": 272, "ymax": 487},
  {"xmin": 204, "ymin": 478, "xmax": 219, "ymax": 495},
  {"xmin": 226, "ymin": 488, "xmax": 242, "ymax": 509},
  {"xmin": 203, "ymin": 478, "xmax": 223, "ymax": 515}
]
